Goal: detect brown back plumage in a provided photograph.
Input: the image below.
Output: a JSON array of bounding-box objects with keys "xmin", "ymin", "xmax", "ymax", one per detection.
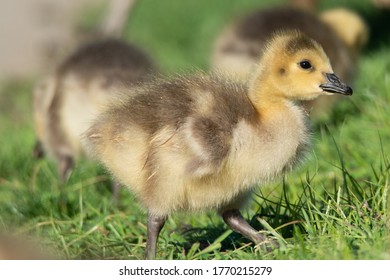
[{"xmin": 58, "ymin": 39, "xmax": 155, "ymax": 81}]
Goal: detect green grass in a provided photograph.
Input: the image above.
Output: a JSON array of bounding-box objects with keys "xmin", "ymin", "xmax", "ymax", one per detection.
[{"xmin": 0, "ymin": 0, "xmax": 389, "ymax": 260}]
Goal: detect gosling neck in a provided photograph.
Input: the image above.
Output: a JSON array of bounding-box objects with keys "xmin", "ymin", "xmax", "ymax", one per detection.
[{"xmin": 248, "ymin": 71, "xmax": 295, "ymax": 120}]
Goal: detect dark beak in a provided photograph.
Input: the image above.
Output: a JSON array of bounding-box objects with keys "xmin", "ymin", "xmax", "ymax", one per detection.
[{"xmin": 319, "ymin": 73, "xmax": 353, "ymax": 96}]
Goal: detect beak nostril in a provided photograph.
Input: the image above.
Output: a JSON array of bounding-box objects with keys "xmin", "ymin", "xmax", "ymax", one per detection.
[
  {"xmin": 324, "ymin": 73, "xmax": 340, "ymax": 84},
  {"xmin": 320, "ymin": 72, "xmax": 353, "ymax": 95}
]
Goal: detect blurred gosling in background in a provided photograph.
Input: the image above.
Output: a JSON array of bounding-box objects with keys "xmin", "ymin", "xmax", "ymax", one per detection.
[
  {"xmin": 211, "ymin": 5, "xmax": 367, "ymax": 120},
  {"xmin": 33, "ymin": 39, "xmax": 156, "ymax": 187}
]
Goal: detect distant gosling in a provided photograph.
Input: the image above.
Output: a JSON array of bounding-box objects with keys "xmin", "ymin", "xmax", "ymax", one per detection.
[
  {"xmin": 211, "ymin": 6, "xmax": 365, "ymax": 120},
  {"xmin": 33, "ymin": 39, "xmax": 156, "ymax": 184},
  {"xmin": 320, "ymin": 8, "xmax": 369, "ymax": 57},
  {"xmin": 85, "ymin": 31, "xmax": 352, "ymax": 259}
]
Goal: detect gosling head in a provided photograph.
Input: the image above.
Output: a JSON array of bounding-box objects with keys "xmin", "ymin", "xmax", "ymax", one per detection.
[{"xmin": 252, "ymin": 30, "xmax": 352, "ymax": 101}]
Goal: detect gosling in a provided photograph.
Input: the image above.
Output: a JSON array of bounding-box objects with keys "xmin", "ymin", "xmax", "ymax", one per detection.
[
  {"xmin": 33, "ymin": 39, "xmax": 156, "ymax": 183},
  {"xmin": 85, "ymin": 31, "xmax": 352, "ymax": 259}
]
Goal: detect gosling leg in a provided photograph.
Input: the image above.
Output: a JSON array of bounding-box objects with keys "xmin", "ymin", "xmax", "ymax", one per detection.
[
  {"xmin": 111, "ymin": 181, "xmax": 121, "ymax": 203},
  {"xmin": 221, "ymin": 209, "xmax": 276, "ymax": 251},
  {"xmin": 58, "ymin": 155, "xmax": 73, "ymax": 183},
  {"xmin": 56, "ymin": 155, "xmax": 73, "ymax": 213},
  {"xmin": 145, "ymin": 213, "xmax": 167, "ymax": 259},
  {"xmin": 32, "ymin": 140, "xmax": 45, "ymax": 159}
]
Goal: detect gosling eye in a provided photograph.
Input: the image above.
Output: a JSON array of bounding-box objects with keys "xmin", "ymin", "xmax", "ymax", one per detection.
[{"xmin": 299, "ymin": 60, "xmax": 312, "ymax": 70}]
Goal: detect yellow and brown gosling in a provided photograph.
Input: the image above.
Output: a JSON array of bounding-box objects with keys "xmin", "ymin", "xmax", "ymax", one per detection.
[
  {"xmin": 33, "ymin": 39, "xmax": 156, "ymax": 184},
  {"xmin": 211, "ymin": 6, "xmax": 364, "ymax": 120},
  {"xmin": 85, "ymin": 31, "xmax": 352, "ymax": 259}
]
